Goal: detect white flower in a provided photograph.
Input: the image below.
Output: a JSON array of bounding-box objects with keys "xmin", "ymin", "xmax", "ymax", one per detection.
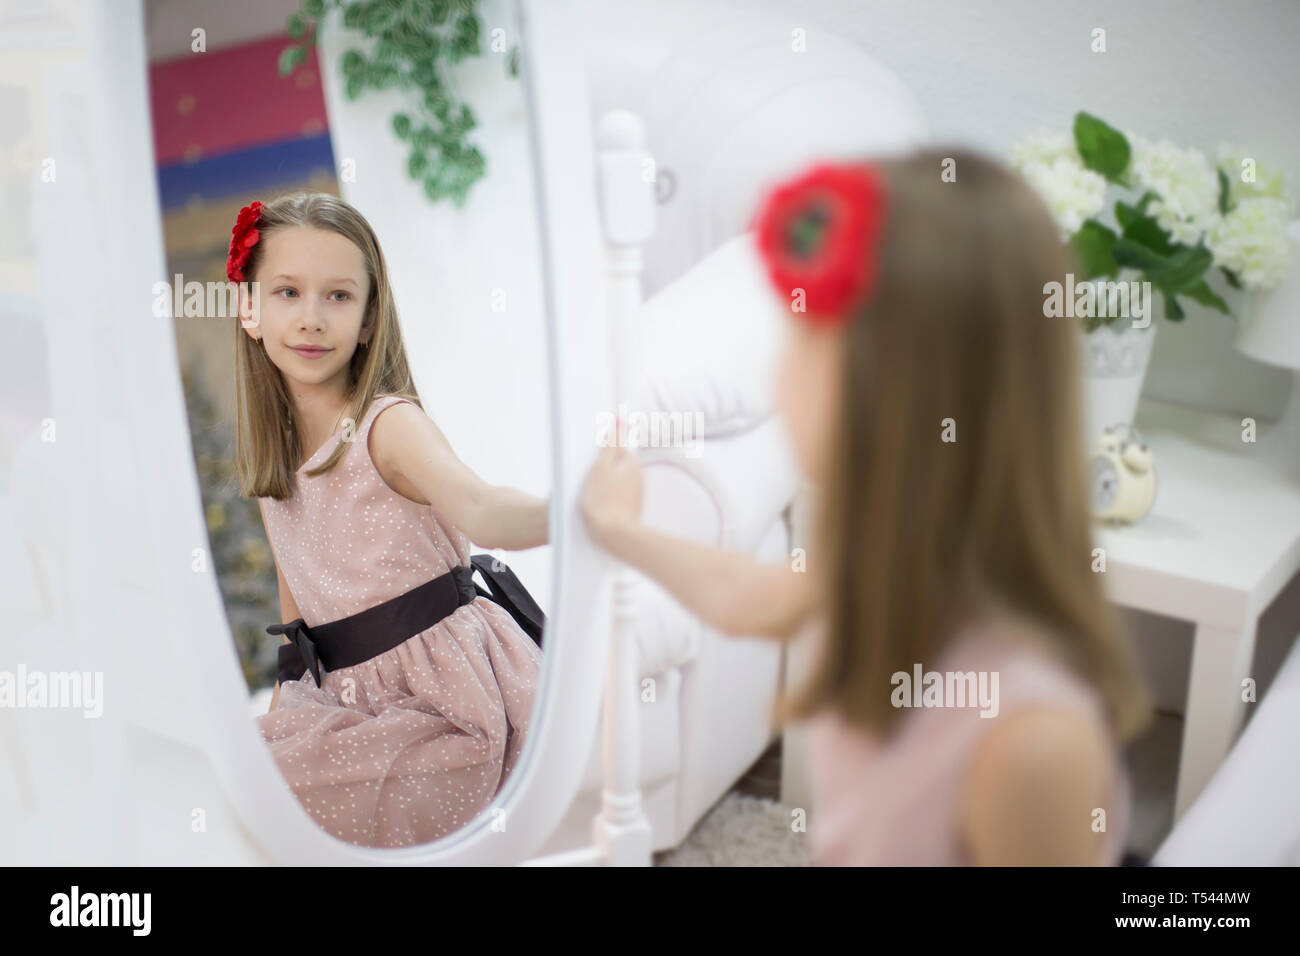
[
  {"xmin": 1018, "ymin": 155, "xmax": 1108, "ymax": 240},
  {"xmin": 1011, "ymin": 128, "xmax": 1079, "ymax": 170},
  {"xmin": 1129, "ymin": 136, "xmax": 1219, "ymax": 245},
  {"xmin": 1216, "ymin": 143, "xmax": 1294, "ymax": 210},
  {"xmin": 1206, "ymin": 197, "xmax": 1293, "ymax": 290}
]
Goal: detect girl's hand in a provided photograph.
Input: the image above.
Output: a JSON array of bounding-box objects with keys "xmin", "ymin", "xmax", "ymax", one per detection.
[{"xmin": 581, "ymin": 445, "xmax": 644, "ymax": 549}]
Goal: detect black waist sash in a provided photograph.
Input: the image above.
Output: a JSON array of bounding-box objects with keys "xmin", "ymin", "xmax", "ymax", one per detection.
[{"xmin": 269, "ymin": 557, "xmax": 545, "ymax": 687}]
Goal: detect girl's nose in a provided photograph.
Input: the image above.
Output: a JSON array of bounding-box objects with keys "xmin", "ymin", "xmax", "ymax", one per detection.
[{"xmin": 298, "ymin": 300, "xmax": 326, "ymax": 332}]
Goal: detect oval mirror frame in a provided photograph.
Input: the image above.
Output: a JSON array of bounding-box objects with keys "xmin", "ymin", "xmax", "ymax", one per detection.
[{"xmin": 184, "ymin": 0, "xmax": 613, "ymax": 865}]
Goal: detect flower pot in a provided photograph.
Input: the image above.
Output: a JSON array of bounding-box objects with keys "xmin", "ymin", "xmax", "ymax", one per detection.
[{"xmin": 1080, "ymin": 320, "xmax": 1158, "ymax": 446}]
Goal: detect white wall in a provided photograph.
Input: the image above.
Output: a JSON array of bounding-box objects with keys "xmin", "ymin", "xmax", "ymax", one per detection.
[
  {"xmin": 734, "ymin": 0, "xmax": 1299, "ymax": 422},
  {"xmin": 316, "ymin": 0, "xmax": 555, "ymax": 607}
]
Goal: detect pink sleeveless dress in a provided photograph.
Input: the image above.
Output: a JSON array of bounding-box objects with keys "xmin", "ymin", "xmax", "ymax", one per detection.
[
  {"xmin": 255, "ymin": 394, "xmax": 543, "ymax": 848},
  {"xmin": 804, "ymin": 625, "xmax": 1131, "ymax": 866}
]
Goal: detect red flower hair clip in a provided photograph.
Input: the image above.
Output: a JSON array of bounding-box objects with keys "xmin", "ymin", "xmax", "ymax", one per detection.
[
  {"xmin": 226, "ymin": 200, "xmax": 264, "ymax": 282},
  {"xmin": 751, "ymin": 162, "xmax": 888, "ymax": 325}
]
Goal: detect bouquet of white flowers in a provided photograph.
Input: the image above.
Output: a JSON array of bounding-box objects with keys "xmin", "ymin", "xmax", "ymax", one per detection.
[{"xmin": 1012, "ymin": 112, "xmax": 1294, "ymax": 331}]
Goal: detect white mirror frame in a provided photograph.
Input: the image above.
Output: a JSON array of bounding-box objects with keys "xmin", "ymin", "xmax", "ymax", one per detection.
[
  {"xmin": 227, "ymin": 0, "xmax": 611, "ymax": 865},
  {"xmin": 3, "ymin": 0, "xmax": 607, "ymax": 867},
  {"xmin": 117, "ymin": 0, "xmax": 611, "ymax": 864}
]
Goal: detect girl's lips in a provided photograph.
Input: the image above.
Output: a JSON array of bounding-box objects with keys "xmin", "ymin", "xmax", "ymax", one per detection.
[{"xmin": 289, "ymin": 345, "xmax": 332, "ymax": 359}]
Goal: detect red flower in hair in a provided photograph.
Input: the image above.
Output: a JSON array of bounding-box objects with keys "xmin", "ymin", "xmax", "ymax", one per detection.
[
  {"xmin": 226, "ymin": 200, "xmax": 264, "ymax": 282},
  {"xmin": 751, "ymin": 163, "xmax": 887, "ymax": 324}
]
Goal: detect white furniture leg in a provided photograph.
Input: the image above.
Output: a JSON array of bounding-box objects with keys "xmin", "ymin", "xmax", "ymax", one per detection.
[{"xmin": 1175, "ymin": 621, "xmax": 1254, "ymax": 820}]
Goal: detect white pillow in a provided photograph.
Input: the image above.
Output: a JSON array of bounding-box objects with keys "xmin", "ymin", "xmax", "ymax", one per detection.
[{"xmin": 630, "ymin": 232, "xmax": 786, "ymax": 438}]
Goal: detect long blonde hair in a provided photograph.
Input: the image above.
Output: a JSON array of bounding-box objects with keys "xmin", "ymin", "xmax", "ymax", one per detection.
[
  {"xmin": 233, "ymin": 193, "xmax": 421, "ymax": 501},
  {"xmin": 774, "ymin": 149, "xmax": 1152, "ymax": 745}
]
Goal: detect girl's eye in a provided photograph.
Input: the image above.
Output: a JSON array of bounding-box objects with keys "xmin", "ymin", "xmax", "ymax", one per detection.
[
  {"xmin": 276, "ymin": 288, "xmax": 297, "ymax": 298},
  {"xmin": 331, "ymin": 291, "xmax": 351, "ymax": 302}
]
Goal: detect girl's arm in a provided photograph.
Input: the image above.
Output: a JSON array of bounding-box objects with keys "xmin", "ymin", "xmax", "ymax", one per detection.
[
  {"xmin": 581, "ymin": 446, "xmax": 815, "ymax": 640},
  {"xmin": 369, "ymin": 401, "xmax": 549, "ymax": 550},
  {"xmin": 259, "ymin": 501, "xmax": 303, "ymax": 714}
]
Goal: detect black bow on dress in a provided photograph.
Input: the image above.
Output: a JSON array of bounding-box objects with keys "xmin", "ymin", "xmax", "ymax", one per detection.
[{"xmin": 267, "ymin": 618, "xmax": 322, "ymax": 687}]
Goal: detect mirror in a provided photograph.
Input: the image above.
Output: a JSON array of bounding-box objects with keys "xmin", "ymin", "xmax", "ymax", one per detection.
[
  {"xmin": 2, "ymin": 0, "xmax": 606, "ymax": 867},
  {"xmin": 146, "ymin": 0, "xmax": 554, "ymax": 850}
]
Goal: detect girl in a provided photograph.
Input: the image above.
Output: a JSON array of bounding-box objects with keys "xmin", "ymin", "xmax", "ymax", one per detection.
[
  {"xmin": 581, "ymin": 150, "xmax": 1153, "ymax": 866},
  {"xmin": 229, "ymin": 192, "xmax": 547, "ymax": 849}
]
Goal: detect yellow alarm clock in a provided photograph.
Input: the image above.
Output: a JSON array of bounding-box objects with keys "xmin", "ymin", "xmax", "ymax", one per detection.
[{"xmin": 1090, "ymin": 425, "xmax": 1157, "ymax": 524}]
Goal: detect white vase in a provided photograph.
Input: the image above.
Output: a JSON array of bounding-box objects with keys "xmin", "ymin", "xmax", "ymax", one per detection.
[{"xmin": 1080, "ymin": 320, "xmax": 1158, "ymax": 446}]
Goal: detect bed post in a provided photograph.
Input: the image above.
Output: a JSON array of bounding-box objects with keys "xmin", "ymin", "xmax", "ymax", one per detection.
[{"xmin": 591, "ymin": 109, "xmax": 656, "ymax": 866}]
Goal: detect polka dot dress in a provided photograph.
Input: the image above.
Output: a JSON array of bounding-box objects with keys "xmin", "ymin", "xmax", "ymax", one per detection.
[{"xmin": 255, "ymin": 394, "xmax": 543, "ymax": 848}]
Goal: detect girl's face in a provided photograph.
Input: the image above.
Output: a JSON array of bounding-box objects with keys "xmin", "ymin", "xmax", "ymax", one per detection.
[
  {"xmin": 775, "ymin": 315, "xmax": 844, "ymax": 484},
  {"xmin": 241, "ymin": 225, "xmax": 371, "ymax": 390}
]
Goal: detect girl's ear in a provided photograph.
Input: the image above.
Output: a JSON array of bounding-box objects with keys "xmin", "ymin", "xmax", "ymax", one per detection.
[{"xmin": 238, "ymin": 281, "xmax": 262, "ymax": 341}]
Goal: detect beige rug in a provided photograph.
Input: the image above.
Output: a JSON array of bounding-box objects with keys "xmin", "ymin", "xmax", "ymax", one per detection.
[{"xmin": 654, "ymin": 792, "xmax": 811, "ymax": 866}]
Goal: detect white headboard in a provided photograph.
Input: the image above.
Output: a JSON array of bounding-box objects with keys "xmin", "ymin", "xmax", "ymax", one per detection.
[{"xmin": 577, "ymin": 0, "xmax": 928, "ymax": 297}]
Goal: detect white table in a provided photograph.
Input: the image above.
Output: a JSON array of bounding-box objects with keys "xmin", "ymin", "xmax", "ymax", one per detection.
[
  {"xmin": 780, "ymin": 398, "xmax": 1300, "ymax": 824},
  {"xmin": 1096, "ymin": 398, "xmax": 1300, "ymax": 821}
]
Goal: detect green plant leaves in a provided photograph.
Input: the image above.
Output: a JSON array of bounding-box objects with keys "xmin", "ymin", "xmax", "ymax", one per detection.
[
  {"xmin": 1218, "ymin": 168, "xmax": 1233, "ymax": 215},
  {"xmin": 278, "ymin": 44, "xmax": 306, "ymax": 77},
  {"xmin": 1185, "ymin": 278, "xmax": 1230, "ymax": 315},
  {"xmin": 1073, "ymin": 111, "xmax": 1131, "ymax": 183},
  {"xmin": 285, "ymin": 0, "xmax": 503, "ymax": 208},
  {"xmin": 1114, "ymin": 197, "xmax": 1174, "ymax": 255},
  {"xmin": 341, "ymin": 49, "xmax": 365, "ymax": 75},
  {"xmin": 1111, "ymin": 238, "xmax": 1214, "ymax": 321},
  {"xmin": 1071, "ymin": 221, "xmax": 1118, "ymax": 279}
]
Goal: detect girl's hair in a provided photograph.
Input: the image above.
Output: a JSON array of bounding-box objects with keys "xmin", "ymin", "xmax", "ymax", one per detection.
[
  {"xmin": 773, "ymin": 149, "xmax": 1152, "ymax": 745},
  {"xmin": 233, "ymin": 192, "xmax": 421, "ymax": 500}
]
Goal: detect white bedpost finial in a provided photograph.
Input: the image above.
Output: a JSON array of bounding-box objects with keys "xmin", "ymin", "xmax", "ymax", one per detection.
[{"xmin": 596, "ymin": 110, "xmax": 656, "ymax": 248}]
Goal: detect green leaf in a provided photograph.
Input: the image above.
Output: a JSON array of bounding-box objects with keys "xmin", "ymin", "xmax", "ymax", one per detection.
[
  {"xmin": 1113, "ymin": 238, "xmax": 1212, "ymax": 294},
  {"xmin": 277, "ymin": 44, "xmax": 306, "ymax": 77},
  {"xmin": 303, "ymin": 0, "xmax": 325, "ymax": 18},
  {"xmin": 363, "ymin": 2, "xmax": 398, "ymax": 34},
  {"xmin": 341, "ymin": 49, "xmax": 365, "ymax": 75},
  {"xmin": 507, "ymin": 45, "xmax": 520, "ymax": 78},
  {"xmin": 413, "ymin": 125, "xmax": 437, "ymax": 150},
  {"xmin": 1185, "ymin": 278, "xmax": 1231, "ymax": 315},
  {"xmin": 1221, "ymin": 266, "xmax": 1243, "ymax": 290},
  {"xmin": 1154, "ymin": 244, "xmax": 1213, "ymax": 293},
  {"xmin": 286, "ymin": 13, "xmax": 306, "ymax": 39},
  {"xmin": 1218, "ymin": 168, "xmax": 1233, "ymax": 215},
  {"xmin": 407, "ymin": 150, "xmax": 429, "ymax": 178},
  {"xmin": 1163, "ymin": 294, "xmax": 1185, "ymax": 320},
  {"xmin": 392, "ymin": 113, "xmax": 413, "ymax": 139},
  {"xmin": 1114, "ymin": 200, "xmax": 1175, "ymax": 255},
  {"xmin": 1070, "ymin": 220, "xmax": 1118, "ymax": 279},
  {"xmin": 1073, "ymin": 111, "xmax": 1131, "ymax": 182}
]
